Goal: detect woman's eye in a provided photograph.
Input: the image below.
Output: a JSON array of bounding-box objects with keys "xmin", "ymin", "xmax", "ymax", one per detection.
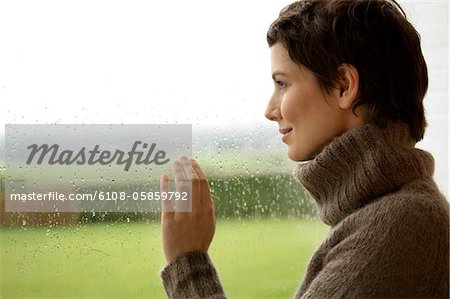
[{"xmin": 276, "ymin": 80, "xmax": 286, "ymax": 89}]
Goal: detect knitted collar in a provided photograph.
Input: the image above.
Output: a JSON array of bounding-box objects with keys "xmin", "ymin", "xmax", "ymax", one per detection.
[{"xmin": 293, "ymin": 122, "xmax": 435, "ymax": 226}]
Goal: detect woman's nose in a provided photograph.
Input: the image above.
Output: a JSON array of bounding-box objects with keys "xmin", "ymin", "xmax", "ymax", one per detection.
[{"xmin": 265, "ymin": 95, "xmax": 281, "ymax": 122}]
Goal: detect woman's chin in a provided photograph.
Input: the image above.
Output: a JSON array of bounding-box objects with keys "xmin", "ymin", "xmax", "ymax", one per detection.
[
  {"xmin": 287, "ymin": 149, "xmax": 307, "ymax": 162},
  {"xmin": 287, "ymin": 147, "xmax": 317, "ymax": 162}
]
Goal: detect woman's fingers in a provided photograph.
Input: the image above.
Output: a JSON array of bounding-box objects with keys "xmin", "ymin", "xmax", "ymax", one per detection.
[
  {"xmin": 192, "ymin": 158, "xmax": 214, "ymax": 208},
  {"xmin": 160, "ymin": 156, "xmax": 216, "ymax": 263},
  {"xmin": 171, "ymin": 160, "xmax": 188, "ymax": 189},
  {"xmin": 160, "ymin": 174, "xmax": 174, "ymax": 218},
  {"xmin": 171, "ymin": 158, "xmax": 192, "ymax": 212},
  {"xmin": 179, "ymin": 155, "xmax": 192, "ymax": 181},
  {"xmin": 162, "ymin": 157, "xmax": 211, "ymax": 213},
  {"xmin": 189, "ymin": 157, "xmax": 203, "ymax": 210}
]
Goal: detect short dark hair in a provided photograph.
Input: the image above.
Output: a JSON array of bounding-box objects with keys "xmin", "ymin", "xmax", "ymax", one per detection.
[{"xmin": 267, "ymin": 0, "xmax": 428, "ymax": 141}]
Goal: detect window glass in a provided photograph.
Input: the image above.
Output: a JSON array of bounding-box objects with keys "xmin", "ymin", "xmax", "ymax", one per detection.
[{"xmin": 0, "ymin": 1, "xmax": 447, "ymax": 298}]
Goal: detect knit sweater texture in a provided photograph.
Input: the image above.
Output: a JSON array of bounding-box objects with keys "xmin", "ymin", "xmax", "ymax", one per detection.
[{"xmin": 160, "ymin": 122, "xmax": 449, "ymax": 298}]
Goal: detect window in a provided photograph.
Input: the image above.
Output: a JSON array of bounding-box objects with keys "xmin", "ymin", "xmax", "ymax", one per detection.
[{"xmin": 0, "ymin": 1, "xmax": 447, "ymax": 298}]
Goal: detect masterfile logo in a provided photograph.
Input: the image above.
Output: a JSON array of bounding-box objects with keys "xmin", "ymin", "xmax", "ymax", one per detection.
[
  {"xmin": 26, "ymin": 141, "xmax": 170, "ymax": 171},
  {"xmin": 4, "ymin": 124, "xmax": 192, "ymax": 213}
]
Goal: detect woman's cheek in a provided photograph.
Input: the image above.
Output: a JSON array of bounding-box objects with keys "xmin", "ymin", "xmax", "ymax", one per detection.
[{"xmin": 281, "ymin": 95, "xmax": 300, "ymax": 123}]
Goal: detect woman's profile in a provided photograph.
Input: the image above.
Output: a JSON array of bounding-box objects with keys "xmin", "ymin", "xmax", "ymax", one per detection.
[{"xmin": 159, "ymin": 0, "xmax": 449, "ymax": 298}]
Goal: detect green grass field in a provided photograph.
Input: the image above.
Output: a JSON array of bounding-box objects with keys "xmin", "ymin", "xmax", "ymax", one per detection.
[{"xmin": 0, "ymin": 218, "xmax": 328, "ymax": 299}]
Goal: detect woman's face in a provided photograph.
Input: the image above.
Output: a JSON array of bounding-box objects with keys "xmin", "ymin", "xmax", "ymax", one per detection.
[{"xmin": 265, "ymin": 43, "xmax": 361, "ymax": 161}]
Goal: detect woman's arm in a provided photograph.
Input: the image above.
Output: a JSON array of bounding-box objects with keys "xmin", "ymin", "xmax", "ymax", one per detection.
[
  {"xmin": 160, "ymin": 156, "xmax": 227, "ymax": 298},
  {"xmin": 160, "ymin": 250, "xmax": 226, "ymax": 298}
]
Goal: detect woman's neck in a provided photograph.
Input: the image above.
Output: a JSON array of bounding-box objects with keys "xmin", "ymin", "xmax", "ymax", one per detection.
[{"xmin": 293, "ymin": 122, "xmax": 434, "ymax": 226}]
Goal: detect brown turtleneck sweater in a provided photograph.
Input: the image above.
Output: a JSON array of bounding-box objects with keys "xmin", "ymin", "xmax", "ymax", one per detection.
[{"xmin": 160, "ymin": 122, "xmax": 449, "ymax": 298}]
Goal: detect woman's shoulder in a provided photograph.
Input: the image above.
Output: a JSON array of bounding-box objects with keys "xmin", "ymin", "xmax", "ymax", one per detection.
[
  {"xmin": 320, "ymin": 178, "xmax": 449, "ymax": 299},
  {"xmin": 368, "ymin": 178, "xmax": 448, "ymax": 226},
  {"xmin": 331, "ymin": 178, "xmax": 448, "ymax": 245}
]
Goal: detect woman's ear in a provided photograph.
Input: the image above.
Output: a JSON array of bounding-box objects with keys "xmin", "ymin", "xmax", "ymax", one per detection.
[{"xmin": 335, "ymin": 63, "xmax": 359, "ymax": 110}]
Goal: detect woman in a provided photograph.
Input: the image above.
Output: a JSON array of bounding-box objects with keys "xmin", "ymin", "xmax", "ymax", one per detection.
[{"xmin": 159, "ymin": 0, "xmax": 449, "ymax": 298}]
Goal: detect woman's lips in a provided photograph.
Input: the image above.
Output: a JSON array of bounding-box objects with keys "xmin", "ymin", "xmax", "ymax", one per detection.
[
  {"xmin": 279, "ymin": 128, "xmax": 292, "ymax": 135},
  {"xmin": 280, "ymin": 128, "xmax": 293, "ymax": 142}
]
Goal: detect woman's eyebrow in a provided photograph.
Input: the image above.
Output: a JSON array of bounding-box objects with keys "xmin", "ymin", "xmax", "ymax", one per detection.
[{"xmin": 272, "ymin": 71, "xmax": 288, "ymax": 80}]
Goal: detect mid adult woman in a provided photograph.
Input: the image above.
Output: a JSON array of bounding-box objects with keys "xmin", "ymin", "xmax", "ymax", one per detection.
[{"xmin": 159, "ymin": 0, "xmax": 449, "ymax": 297}]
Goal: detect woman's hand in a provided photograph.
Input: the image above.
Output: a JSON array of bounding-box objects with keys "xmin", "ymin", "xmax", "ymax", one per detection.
[{"xmin": 160, "ymin": 156, "xmax": 216, "ymax": 264}]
